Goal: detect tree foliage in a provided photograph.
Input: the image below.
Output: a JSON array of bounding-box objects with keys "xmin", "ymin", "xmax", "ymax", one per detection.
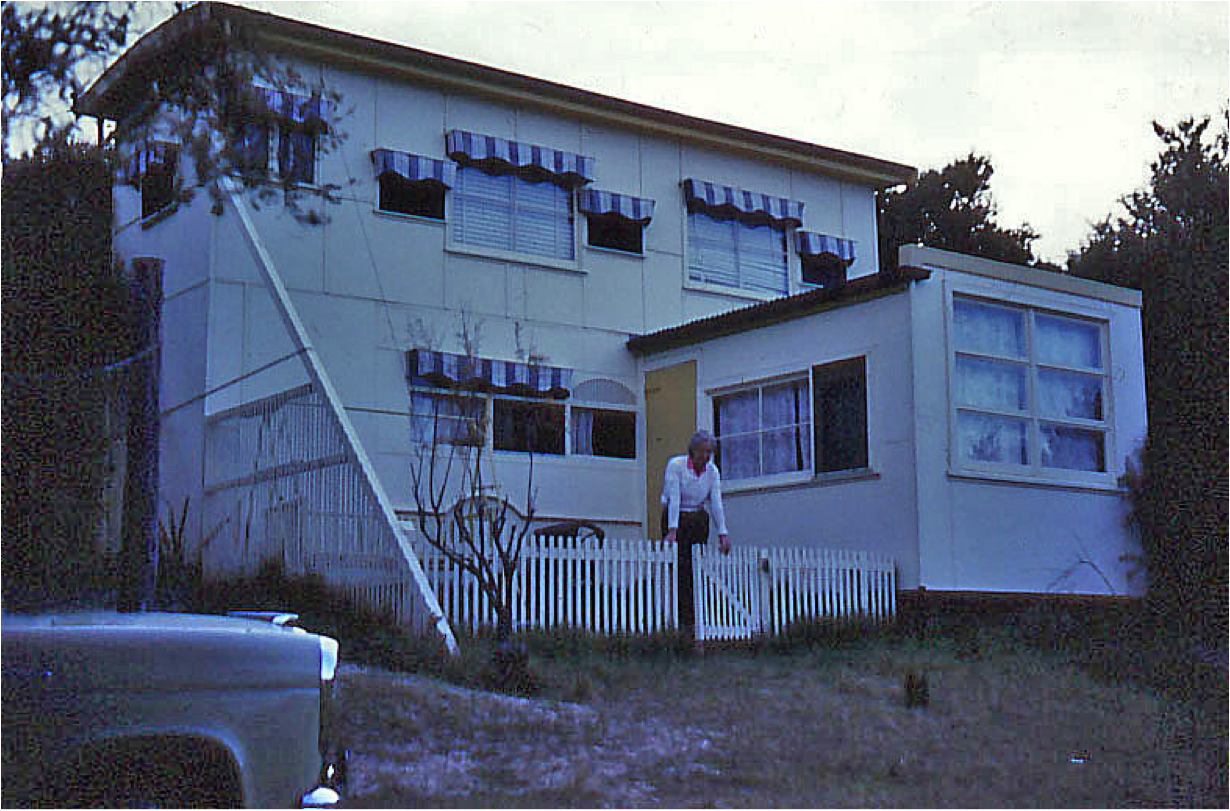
[
  {"xmin": 2, "ymin": 144, "xmax": 136, "ymax": 608},
  {"xmin": 1, "ymin": 0, "xmax": 134, "ymax": 153},
  {"xmin": 877, "ymin": 152, "xmax": 1041, "ymax": 272},
  {"xmin": 1069, "ymin": 114, "xmax": 1229, "ymax": 643},
  {"xmin": 3, "ymin": 2, "xmax": 349, "ymax": 222}
]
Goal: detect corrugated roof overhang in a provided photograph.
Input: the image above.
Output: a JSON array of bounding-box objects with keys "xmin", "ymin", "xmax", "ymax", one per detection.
[
  {"xmin": 626, "ymin": 267, "xmax": 932, "ymax": 357},
  {"xmin": 76, "ymin": 3, "xmax": 917, "ymax": 189}
]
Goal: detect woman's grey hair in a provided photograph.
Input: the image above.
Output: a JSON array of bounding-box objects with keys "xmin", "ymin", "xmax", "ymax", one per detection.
[{"xmin": 688, "ymin": 429, "xmax": 716, "ymax": 453}]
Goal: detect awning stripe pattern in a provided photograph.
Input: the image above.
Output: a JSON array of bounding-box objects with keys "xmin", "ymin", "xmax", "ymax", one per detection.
[
  {"xmin": 445, "ymin": 129, "xmax": 594, "ymax": 188},
  {"xmin": 682, "ymin": 178, "xmax": 804, "ymax": 228},
  {"xmin": 577, "ymin": 189, "xmax": 656, "ymax": 224},
  {"xmin": 371, "ymin": 149, "xmax": 456, "ymax": 187},
  {"xmin": 796, "ymin": 231, "xmax": 857, "ymax": 264},
  {"xmin": 407, "ymin": 349, "xmax": 572, "ymax": 399},
  {"xmin": 241, "ymin": 86, "xmax": 330, "ymax": 130}
]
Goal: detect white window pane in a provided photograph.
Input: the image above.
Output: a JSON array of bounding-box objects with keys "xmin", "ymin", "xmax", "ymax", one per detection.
[
  {"xmin": 762, "ymin": 426, "xmax": 811, "ymax": 474},
  {"xmin": 572, "ymin": 408, "xmax": 594, "ymax": 455},
  {"xmin": 954, "ymin": 299, "xmax": 1025, "ymax": 358},
  {"xmin": 716, "ymin": 390, "xmax": 758, "ymax": 434},
  {"xmin": 719, "ymin": 434, "xmax": 760, "ymax": 479},
  {"xmin": 1036, "ymin": 314, "xmax": 1103, "ymax": 369},
  {"xmin": 761, "ymin": 381, "xmax": 805, "ymax": 427},
  {"xmin": 956, "ymin": 412, "xmax": 1028, "ymax": 465},
  {"xmin": 1041, "ymin": 424, "xmax": 1106, "ymax": 471},
  {"xmin": 1038, "ymin": 368, "xmax": 1104, "ymax": 420},
  {"xmin": 955, "ymin": 355, "xmax": 1027, "ymax": 412}
]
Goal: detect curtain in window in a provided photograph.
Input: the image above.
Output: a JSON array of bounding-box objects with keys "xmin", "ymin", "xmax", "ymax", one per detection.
[
  {"xmin": 715, "ymin": 380, "xmax": 809, "ymax": 479},
  {"xmin": 571, "ymin": 408, "xmax": 594, "ymax": 455}
]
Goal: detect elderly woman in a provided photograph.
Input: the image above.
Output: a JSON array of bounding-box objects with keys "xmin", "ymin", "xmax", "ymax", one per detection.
[{"xmin": 660, "ymin": 429, "xmax": 731, "ymax": 641}]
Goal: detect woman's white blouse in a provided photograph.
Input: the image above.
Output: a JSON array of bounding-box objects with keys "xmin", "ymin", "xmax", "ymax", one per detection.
[{"xmin": 659, "ymin": 455, "xmax": 728, "ymax": 535}]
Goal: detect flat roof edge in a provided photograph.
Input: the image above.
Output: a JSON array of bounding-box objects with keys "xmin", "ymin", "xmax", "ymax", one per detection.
[{"xmin": 899, "ymin": 245, "xmax": 1142, "ymax": 308}]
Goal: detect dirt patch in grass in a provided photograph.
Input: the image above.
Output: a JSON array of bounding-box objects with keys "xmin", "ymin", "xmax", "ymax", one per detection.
[{"xmin": 335, "ymin": 635, "xmax": 1220, "ymax": 808}]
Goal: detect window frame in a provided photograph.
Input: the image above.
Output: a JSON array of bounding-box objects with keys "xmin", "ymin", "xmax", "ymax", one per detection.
[
  {"xmin": 584, "ymin": 213, "xmax": 645, "ymax": 256},
  {"xmin": 445, "ymin": 164, "xmax": 579, "ymax": 270},
  {"xmin": 229, "ymin": 121, "xmax": 318, "ymax": 186},
  {"xmin": 946, "ymin": 290, "xmax": 1115, "ymax": 486},
  {"xmin": 685, "ymin": 208, "xmax": 792, "ymax": 298},
  {"xmin": 376, "ymin": 173, "xmax": 447, "ymax": 221},
  {"xmin": 138, "ymin": 142, "xmax": 180, "ymax": 220}
]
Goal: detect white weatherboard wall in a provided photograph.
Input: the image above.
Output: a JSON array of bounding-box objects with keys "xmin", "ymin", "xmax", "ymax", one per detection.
[
  {"xmin": 904, "ymin": 246, "xmax": 1147, "ymax": 596},
  {"xmin": 640, "ymin": 290, "xmax": 923, "ymax": 589},
  {"xmin": 126, "ymin": 44, "xmax": 889, "ymax": 538}
]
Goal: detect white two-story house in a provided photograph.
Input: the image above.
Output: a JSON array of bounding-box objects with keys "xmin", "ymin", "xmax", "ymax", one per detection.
[{"xmin": 78, "ymin": 4, "xmax": 1146, "ymax": 637}]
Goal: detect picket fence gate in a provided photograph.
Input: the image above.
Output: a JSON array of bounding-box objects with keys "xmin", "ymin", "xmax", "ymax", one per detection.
[{"xmin": 411, "ymin": 535, "xmax": 896, "ymax": 640}]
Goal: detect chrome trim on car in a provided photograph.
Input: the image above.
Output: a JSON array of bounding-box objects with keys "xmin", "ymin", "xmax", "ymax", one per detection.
[{"xmin": 318, "ymin": 636, "xmax": 338, "ymax": 682}]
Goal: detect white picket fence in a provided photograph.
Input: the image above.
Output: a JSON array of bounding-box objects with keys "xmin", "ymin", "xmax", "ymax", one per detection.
[{"xmin": 411, "ymin": 535, "xmax": 896, "ymax": 640}]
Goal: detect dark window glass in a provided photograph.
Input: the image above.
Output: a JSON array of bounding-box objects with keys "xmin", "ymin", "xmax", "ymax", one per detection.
[
  {"xmin": 493, "ymin": 399, "xmax": 564, "ymax": 455},
  {"xmin": 573, "ymin": 408, "xmax": 636, "ymax": 458},
  {"xmin": 586, "ymin": 215, "xmax": 643, "ymax": 254},
  {"xmin": 278, "ymin": 127, "xmax": 315, "ymax": 184},
  {"xmin": 379, "ymin": 174, "xmax": 445, "ymax": 219},
  {"xmin": 140, "ymin": 147, "xmax": 179, "ymax": 219},
  {"xmin": 234, "ymin": 123, "xmax": 270, "ymax": 175},
  {"xmin": 812, "ymin": 357, "xmax": 868, "ymax": 472},
  {"xmin": 802, "ymin": 255, "xmax": 847, "ymax": 288}
]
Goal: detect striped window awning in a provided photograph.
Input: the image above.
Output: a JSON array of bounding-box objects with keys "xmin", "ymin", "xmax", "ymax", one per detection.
[
  {"xmin": 236, "ymin": 85, "xmax": 330, "ymax": 131},
  {"xmin": 407, "ymin": 349, "xmax": 573, "ymax": 399},
  {"xmin": 122, "ymin": 142, "xmax": 177, "ymax": 185},
  {"xmin": 371, "ymin": 149, "xmax": 456, "ymax": 188},
  {"xmin": 577, "ymin": 189, "xmax": 656, "ymax": 224},
  {"xmin": 682, "ymin": 178, "xmax": 804, "ymax": 228},
  {"xmin": 445, "ymin": 129, "xmax": 594, "ymax": 189},
  {"xmin": 796, "ymin": 232, "xmax": 857, "ymax": 265}
]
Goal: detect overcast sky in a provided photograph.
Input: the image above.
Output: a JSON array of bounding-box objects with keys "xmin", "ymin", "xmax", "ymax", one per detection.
[{"xmin": 163, "ymin": 1, "xmax": 1228, "ymax": 263}]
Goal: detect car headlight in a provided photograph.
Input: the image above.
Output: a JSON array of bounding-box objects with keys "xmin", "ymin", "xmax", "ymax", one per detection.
[{"xmin": 318, "ymin": 636, "xmax": 338, "ymax": 682}]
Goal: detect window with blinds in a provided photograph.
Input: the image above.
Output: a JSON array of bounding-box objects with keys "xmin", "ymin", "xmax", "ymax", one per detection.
[
  {"xmin": 451, "ymin": 165, "xmax": 575, "ymax": 261},
  {"xmin": 688, "ymin": 210, "xmax": 789, "ymax": 295}
]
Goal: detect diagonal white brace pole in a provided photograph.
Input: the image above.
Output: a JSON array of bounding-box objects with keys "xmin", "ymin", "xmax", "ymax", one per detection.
[{"xmin": 224, "ymin": 180, "xmax": 458, "ymax": 655}]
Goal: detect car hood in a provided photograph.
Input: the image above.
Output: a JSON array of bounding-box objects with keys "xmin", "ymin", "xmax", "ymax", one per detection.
[{"xmin": 2, "ymin": 611, "xmax": 326, "ymax": 691}]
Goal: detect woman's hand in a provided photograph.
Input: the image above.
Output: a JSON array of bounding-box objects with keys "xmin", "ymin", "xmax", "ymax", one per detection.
[
  {"xmin": 664, "ymin": 529, "xmax": 677, "ymax": 544},
  {"xmin": 718, "ymin": 534, "xmax": 731, "ymax": 555}
]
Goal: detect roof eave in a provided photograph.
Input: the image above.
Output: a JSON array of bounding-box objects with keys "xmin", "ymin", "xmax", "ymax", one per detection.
[
  {"xmin": 77, "ymin": 3, "xmax": 916, "ymax": 188},
  {"xmin": 627, "ymin": 267, "xmax": 931, "ymax": 356}
]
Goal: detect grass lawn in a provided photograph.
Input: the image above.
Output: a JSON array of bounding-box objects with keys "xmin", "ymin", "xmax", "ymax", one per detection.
[{"xmin": 333, "ymin": 627, "xmax": 1225, "ymax": 808}]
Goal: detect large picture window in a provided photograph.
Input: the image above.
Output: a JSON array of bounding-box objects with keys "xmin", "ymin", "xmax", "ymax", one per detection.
[
  {"xmin": 452, "ymin": 166, "xmax": 575, "ymax": 260},
  {"xmin": 951, "ymin": 296, "xmax": 1109, "ymax": 475},
  {"xmin": 688, "ymin": 210, "xmax": 789, "ymax": 295},
  {"xmin": 493, "ymin": 397, "xmax": 565, "ymax": 455}
]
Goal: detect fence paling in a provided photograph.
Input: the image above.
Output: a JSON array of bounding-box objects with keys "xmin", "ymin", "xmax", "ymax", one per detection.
[{"xmin": 410, "ymin": 536, "xmax": 895, "ymax": 638}]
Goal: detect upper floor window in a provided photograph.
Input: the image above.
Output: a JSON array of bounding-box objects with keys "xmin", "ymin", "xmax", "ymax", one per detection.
[
  {"xmin": 372, "ymin": 149, "xmax": 453, "ymax": 220},
  {"xmin": 797, "ymin": 232, "xmax": 857, "ymax": 290},
  {"xmin": 227, "ymin": 86, "xmax": 327, "ymax": 185},
  {"xmin": 688, "ymin": 212, "xmax": 789, "ymax": 294},
  {"xmin": 683, "ymin": 179, "xmax": 803, "ymax": 297},
  {"xmin": 951, "ymin": 296, "xmax": 1110, "ymax": 476},
  {"xmin": 452, "ymin": 166, "xmax": 575, "ymax": 260},
  {"xmin": 444, "ymin": 130, "xmax": 594, "ymax": 263},
  {"xmin": 129, "ymin": 142, "xmax": 179, "ymax": 219},
  {"xmin": 578, "ymin": 189, "xmax": 656, "ymax": 256}
]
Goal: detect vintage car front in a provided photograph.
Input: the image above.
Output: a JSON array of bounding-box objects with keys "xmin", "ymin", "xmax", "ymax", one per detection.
[{"xmin": 2, "ymin": 611, "xmax": 345, "ymax": 808}]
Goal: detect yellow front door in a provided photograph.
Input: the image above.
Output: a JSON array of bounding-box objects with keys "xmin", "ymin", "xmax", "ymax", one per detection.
[{"xmin": 643, "ymin": 360, "xmax": 697, "ymax": 539}]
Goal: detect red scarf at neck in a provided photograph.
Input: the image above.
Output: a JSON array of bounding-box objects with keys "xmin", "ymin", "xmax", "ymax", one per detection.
[{"xmin": 687, "ymin": 456, "xmax": 705, "ymax": 476}]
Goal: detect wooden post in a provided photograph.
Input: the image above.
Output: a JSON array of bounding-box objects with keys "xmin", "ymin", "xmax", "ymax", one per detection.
[{"xmin": 118, "ymin": 257, "xmax": 162, "ymax": 612}]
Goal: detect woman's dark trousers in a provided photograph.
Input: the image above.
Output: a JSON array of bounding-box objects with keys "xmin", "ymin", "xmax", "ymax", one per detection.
[{"xmin": 661, "ymin": 508, "xmax": 709, "ymax": 640}]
